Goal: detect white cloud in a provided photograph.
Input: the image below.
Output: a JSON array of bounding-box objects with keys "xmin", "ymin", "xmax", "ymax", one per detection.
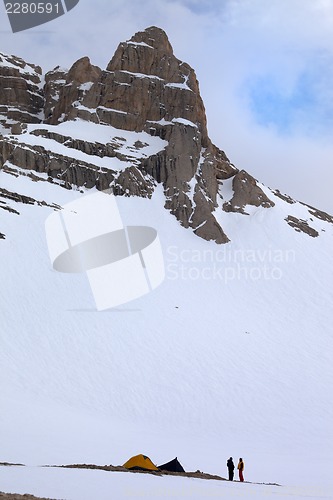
[{"xmin": 0, "ymin": 0, "xmax": 332, "ymax": 212}]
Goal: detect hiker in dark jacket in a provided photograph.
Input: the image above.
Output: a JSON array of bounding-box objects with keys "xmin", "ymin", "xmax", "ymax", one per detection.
[
  {"xmin": 237, "ymin": 458, "xmax": 244, "ymax": 482},
  {"xmin": 227, "ymin": 457, "xmax": 235, "ymax": 481}
]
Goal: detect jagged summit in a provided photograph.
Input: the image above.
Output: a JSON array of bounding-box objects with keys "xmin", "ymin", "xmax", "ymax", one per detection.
[
  {"xmin": 0, "ymin": 27, "xmax": 332, "ymax": 244},
  {"xmin": 107, "ymin": 26, "xmax": 190, "ymax": 84},
  {"xmin": 131, "ymin": 26, "xmax": 173, "ymax": 52},
  {"xmin": 67, "ymin": 56, "xmax": 101, "ymax": 85}
]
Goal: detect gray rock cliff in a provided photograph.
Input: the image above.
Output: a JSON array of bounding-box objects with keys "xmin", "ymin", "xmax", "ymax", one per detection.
[
  {"xmin": 2, "ymin": 27, "xmax": 316, "ymax": 243},
  {"xmin": 0, "ymin": 52, "xmax": 43, "ymax": 132}
]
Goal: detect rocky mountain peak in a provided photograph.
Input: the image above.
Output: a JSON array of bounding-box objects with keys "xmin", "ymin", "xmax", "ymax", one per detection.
[
  {"xmin": 106, "ymin": 26, "xmax": 187, "ymax": 85},
  {"xmin": 132, "ymin": 26, "xmax": 173, "ymax": 52},
  {"xmin": 67, "ymin": 56, "xmax": 101, "ymax": 85},
  {"xmin": 1, "ymin": 27, "xmax": 330, "ymax": 244}
]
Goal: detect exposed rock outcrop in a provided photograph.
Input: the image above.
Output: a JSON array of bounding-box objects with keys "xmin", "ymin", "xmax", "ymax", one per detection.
[
  {"xmin": 0, "ymin": 186, "xmax": 61, "ymax": 211},
  {"xmin": 113, "ymin": 165, "xmax": 156, "ymax": 198},
  {"xmin": 44, "ymin": 66, "xmax": 68, "ymax": 121},
  {"xmin": 0, "ymin": 52, "xmax": 43, "ymax": 133},
  {"xmin": 285, "ymin": 215, "xmax": 319, "ymax": 237},
  {"xmin": 48, "ymin": 56, "xmax": 102, "ymax": 125},
  {"xmin": 0, "ymin": 492, "xmax": 56, "ymax": 500},
  {"xmin": 46, "ymin": 26, "xmax": 237, "ymax": 242},
  {"xmin": 273, "ymin": 189, "xmax": 296, "ymax": 204},
  {"xmin": 300, "ymin": 203, "xmax": 333, "ymax": 224},
  {"xmin": 223, "ymin": 170, "xmax": 275, "ymax": 214},
  {"xmin": 1, "ymin": 137, "xmax": 117, "ymax": 191},
  {"xmin": 0, "ymin": 27, "xmax": 282, "ymax": 244}
]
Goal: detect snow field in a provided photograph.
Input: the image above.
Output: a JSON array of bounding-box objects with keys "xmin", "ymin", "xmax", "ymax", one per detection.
[{"xmin": 1, "ymin": 156, "xmax": 332, "ymax": 498}]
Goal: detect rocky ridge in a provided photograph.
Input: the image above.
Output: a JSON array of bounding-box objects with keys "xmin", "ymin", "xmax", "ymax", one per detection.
[
  {"xmin": 0, "ymin": 52, "xmax": 43, "ymax": 134},
  {"xmin": 0, "ymin": 26, "xmax": 331, "ymax": 242}
]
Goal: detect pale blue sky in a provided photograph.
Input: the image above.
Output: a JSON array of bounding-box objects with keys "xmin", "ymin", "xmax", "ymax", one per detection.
[
  {"xmin": 1, "ymin": 0, "xmax": 332, "ymax": 212},
  {"xmin": 248, "ymin": 53, "xmax": 333, "ymax": 136}
]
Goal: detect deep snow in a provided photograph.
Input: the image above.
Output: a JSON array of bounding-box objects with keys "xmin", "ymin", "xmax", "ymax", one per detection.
[
  {"xmin": 0, "ymin": 122, "xmax": 333, "ymax": 499},
  {"xmin": 1, "ymin": 464, "xmax": 330, "ymax": 500}
]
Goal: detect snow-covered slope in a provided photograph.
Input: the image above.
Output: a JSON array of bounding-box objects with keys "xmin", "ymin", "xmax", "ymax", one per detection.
[
  {"xmin": 0, "ymin": 152, "xmax": 332, "ymax": 499},
  {"xmin": 1, "ymin": 26, "xmax": 332, "ymax": 499}
]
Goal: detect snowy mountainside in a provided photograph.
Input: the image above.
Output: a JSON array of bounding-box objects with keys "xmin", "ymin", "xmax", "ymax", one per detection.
[
  {"xmin": 1, "ymin": 117, "xmax": 332, "ymax": 244},
  {"xmin": 0, "ymin": 165, "xmax": 332, "ymax": 490},
  {"xmin": 0, "ymin": 25, "xmax": 333, "ymax": 500},
  {"xmin": 3, "ymin": 25, "xmax": 331, "ymax": 247}
]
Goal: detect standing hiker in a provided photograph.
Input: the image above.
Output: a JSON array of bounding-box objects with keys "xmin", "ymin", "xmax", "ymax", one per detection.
[
  {"xmin": 226, "ymin": 457, "xmax": 235, "ymax": 481},
  {"xmin": 237, "ymin": 458, "xmax": 244, "ymax": 482}
]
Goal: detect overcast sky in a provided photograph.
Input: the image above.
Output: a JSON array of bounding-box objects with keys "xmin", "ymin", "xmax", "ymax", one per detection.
[{"xmin": 1, "ymin": 0, "xmax": 332, "ymax": 213}]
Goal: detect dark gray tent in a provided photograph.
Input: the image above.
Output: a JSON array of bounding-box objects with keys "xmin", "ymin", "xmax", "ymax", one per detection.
[{"xmin": 158, "ymin": 457, "xmax": 185, "ymax": 473}]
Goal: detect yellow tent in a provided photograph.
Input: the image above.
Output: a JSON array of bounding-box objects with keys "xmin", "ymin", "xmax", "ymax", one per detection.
[{"xmin": 123, "ymin": 454, "xmax": 159, "ymax": 471}]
